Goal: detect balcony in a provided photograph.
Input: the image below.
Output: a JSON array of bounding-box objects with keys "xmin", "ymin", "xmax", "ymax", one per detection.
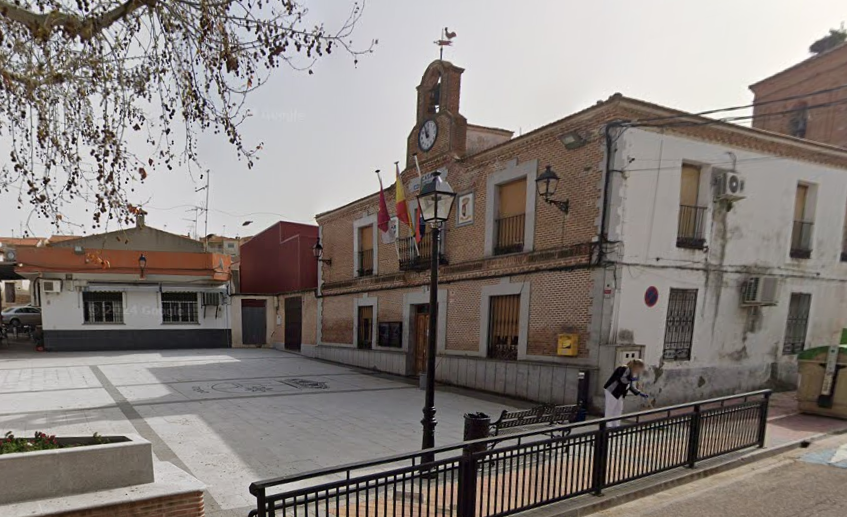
[
  {"xmin": 677, "ymin": 205, "xmax": 707, "ymax": 249},
  {"xmin": 494, "ymin": 213, "xmax": 526, "ymax": 255},
  {"xmin": 790, "ymin": 221, "xmax": 813, "ymax": 259},
  {"xmin": 398, "ymin": 233, "xmax": 446, "ymax": 271},
  {"xmin": 357, "ymin": 249, "xmax": 374, "ymax": 276}
]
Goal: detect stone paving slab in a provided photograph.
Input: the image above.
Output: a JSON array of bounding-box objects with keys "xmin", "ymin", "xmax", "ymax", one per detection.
[{"xmin": 0, "ymin": 348, "xmax": 520, "ymax": 514}]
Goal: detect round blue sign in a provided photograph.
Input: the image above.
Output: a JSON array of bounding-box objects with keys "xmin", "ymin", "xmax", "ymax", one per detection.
[{"xmin": 645, "ymin": 286, "xmax": 659, "ymax": 308}]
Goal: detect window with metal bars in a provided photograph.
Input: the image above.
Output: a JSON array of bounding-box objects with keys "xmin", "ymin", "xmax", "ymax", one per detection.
[
  {"xmin": 83, "ymin": 292, "xmax": 124, "ymax": 324},
  {"xmin": 162, "ymin": 292, "xmax": 199, "ymax": 324},
  {"xmin": 357, "ymin": 305, "xmax": 374, "ymax": 349},
  {"xmin": 662, "ymin": 289, "xmax": 697, "ymax": 361},
  {"xmin": 783, "ymin": 293, "xmax": 811, "ymax": 355},
  {"xmin": 487, "ymin": 295, "xmax": 520, "ymax": 360}
]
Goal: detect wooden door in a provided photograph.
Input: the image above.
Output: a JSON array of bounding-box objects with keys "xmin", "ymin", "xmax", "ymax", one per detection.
[
  {"xmin": 414, "ymin": 305, "xmax": 430, "ymax": 375},
  {"xmin": 283, "ymin": 297, "xmax": 302, "ymax": 351},
  {"xmin": 241, "ymin": 299, "xmax": 267, "ymax": 345},
  {"xmin": 794, "ymin": 184, "xmax": 808, "ymax": 221},
  {"xmin": 680, "ymin": 164, "xmax": 701, "ymax": 206}
]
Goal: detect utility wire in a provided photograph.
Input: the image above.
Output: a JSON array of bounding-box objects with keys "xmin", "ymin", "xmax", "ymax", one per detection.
[{"xmin": 629, "ymin": 81, "xmax": 847, "ymax": 124}]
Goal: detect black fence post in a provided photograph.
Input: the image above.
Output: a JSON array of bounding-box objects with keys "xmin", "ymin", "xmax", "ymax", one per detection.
[
  {"xmin": 255, "ymin": 487, "xmax": 267, "ymax": 517},
  {"xmin": 458, "ymin": 447, "xmax": 478, "ymax": 517},
  {"xmin": 686, "ymin": 404, "xmax": 702, "ymax": 468},
  {"xmin": 757, "ymin": 391, "xmax": 772, "ymax": 448},
  {"xmin": 592, "ymin": 421, "xmax": 608, "ymax": 496}
]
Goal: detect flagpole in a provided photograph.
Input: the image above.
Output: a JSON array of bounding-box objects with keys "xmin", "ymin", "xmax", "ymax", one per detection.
[{"xmin": 412, "ymin": 154, "xmax": 425, "ymax": 256}]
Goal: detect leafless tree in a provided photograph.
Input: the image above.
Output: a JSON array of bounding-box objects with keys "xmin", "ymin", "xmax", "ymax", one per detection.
[{"xmin": 0, "ymin": 1, "xmax": 374, "ymax": 228}]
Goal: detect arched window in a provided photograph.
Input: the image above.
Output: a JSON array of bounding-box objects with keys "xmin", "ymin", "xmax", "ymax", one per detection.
[{"xmin": 426, "ymin": 75, "xmax": 442, "ymax": 115}]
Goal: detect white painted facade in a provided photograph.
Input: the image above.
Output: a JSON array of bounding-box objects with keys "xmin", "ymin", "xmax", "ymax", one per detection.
[
  {"xmin": 38, "ymin": 279, "xmax": 230, "ymax": 332},
  {"xmin": 600, "ymin": 128, "xmax": 847, "ymax": 405},
  {"xmin": 31, "ymin": 272, "xmax": 231, "ymax": 350}
]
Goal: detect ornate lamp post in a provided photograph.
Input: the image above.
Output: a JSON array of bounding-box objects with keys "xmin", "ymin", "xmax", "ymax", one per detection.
[
  {"xmin": 535, "ymin": 165, "xmax": 569, "ymax": 213},
  {"xmin": 416, "ymin": 170, "xmax": 456, "ymax": 463},
  {"xmin": 312, "ymin": 239, "xmax": 332, "ymax": 265},
  {"xmin": 138, "ymin": 253, "xmax": 147, "ymax": 279}
]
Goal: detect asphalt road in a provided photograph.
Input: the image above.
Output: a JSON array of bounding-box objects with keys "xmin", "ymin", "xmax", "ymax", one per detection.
[{"xmin": 593, "ymin": 434, "xmax": 847, "ymax": 517}]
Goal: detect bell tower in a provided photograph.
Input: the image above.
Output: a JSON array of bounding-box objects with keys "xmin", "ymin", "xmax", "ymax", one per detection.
[{"xmin": 406, "ymin": 60, "xmax": 468, "ymax": 168}]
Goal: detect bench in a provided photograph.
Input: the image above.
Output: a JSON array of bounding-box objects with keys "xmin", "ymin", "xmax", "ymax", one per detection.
[{"xmin": 489, "ymin": 404, "xmax": 579, "ymax": 441}]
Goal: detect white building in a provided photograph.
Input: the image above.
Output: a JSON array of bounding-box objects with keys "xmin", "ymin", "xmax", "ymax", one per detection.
[
  {"xmin": 15, "ymin": 216, "xmax": 234, "ymax": 351},
  {"xmin": 599, "ymin": 120, "xmax": 847, "ymax": 405}
]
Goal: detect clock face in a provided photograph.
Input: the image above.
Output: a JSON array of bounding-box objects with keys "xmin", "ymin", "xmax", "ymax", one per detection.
[{"xmin": 418, "ymin": 119, "xmax": 438, "ymax": 152}]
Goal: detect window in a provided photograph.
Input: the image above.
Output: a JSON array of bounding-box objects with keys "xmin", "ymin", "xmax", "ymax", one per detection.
[
  {"xmin": 162, "ymin": 292, "xmax": 199, "ymax": 324},
  {"xmin": 677, "ymin": 164, "xmax": 707, "ymax": 249},
  {"xmin": 487, "ymin": 294, "xmax": 521, "ymax": 360},
  {"xmin": 357, "ymin": 225, "xmax": 374, "ymax": 276},
  {"xmin": 357, "ymin": 305, "xmax": 374, "ymax": 349},
  {"xmin": 783, "ymin": 293, "xmax": 811, "ymax": 355},
  {"xmin": 662, "ymin": 289, "xmax": 698, "ymax": 361},
  {"xmin": 788, "ymin": 102, "xmax": 809, "ymax": 138},
  {"xmin": 790, "ymin": 184, "xmax": 814, "ymax": 259},
  {"xmin": 83, "ymin": 292, "xmax": 124, "ymax": 324},
  {"xmin": 494, "ymin": 179, "xmax": 527, "ymax": 255}
]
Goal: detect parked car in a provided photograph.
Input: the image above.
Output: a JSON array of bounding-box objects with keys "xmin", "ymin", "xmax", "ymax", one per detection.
[{"xmin": 1, "ymin": 306, "xmax": 42, "ymax": 327}]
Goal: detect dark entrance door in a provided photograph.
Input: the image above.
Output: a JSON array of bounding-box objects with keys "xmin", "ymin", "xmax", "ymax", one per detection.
[
  {"xmin": 241, "ymin": 299, "xmax": 267, "ymax": 345},
  {"xmin": 284, "ymin": 296, "xmax": 303, "ymax": 351},
  {"xmin": 413, "ymin": 304, "xmax": 430, "ymax": 375}
]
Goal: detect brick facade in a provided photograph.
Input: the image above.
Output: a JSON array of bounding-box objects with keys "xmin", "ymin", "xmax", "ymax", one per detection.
[
  {"xmin": 750, "ymin": 44, "xmax": 847, "ymax": 148},
  {"xmin": 304, "ymin": 59, "xmax": 847, "ymax": 405},
  {"xmin": 50, "ymin": 491, "xmax": 204, "ymax": 517}
]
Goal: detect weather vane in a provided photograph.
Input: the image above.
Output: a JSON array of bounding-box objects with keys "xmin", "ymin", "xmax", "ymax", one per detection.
[{"xmin": 434, "ymin": 27, "xmax": 457, "ymax": 60}]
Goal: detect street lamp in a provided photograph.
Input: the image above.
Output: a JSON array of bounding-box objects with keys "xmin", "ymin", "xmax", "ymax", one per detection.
[
  {"xmin": 416, "ymin": 170, "xmax": 456, "ymax": 463},
  {"xmin": 138, "ymin": 253, "xmax": 147, "ymax": 279},
  {"xmin": 536, "ymin": 165, "xmax": 569, "ymax": 214},
  {"xmin": 312, "ymin": 239, "xmax": 331, "ymax": 265}
]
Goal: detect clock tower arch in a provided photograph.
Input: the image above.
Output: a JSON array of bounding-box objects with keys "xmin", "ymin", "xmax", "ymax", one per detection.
[{"xmin": 406, "ymin": 60, "xmax": 468, "ymax": 168}]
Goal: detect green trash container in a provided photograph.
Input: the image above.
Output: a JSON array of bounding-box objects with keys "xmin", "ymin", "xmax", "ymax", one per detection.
[{"xmin": 797, "ymin": 345, "xmax": 847, "ymax": 419}]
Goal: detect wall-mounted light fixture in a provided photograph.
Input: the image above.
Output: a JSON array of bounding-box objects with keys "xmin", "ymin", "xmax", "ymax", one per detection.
[
  {"xmin": 138, "ymin": 253, "xmax": 147, "ymax": 279},
  {"xmin": 536, "ymin": 165, "xmax": 570, "ymax": 214},
  {"xmin": 312, "ymin": 239, "xmax": 331, "ymax": 266},
  {"xmin": 559, "ymin": 131, "xmax": 587, "ymax": 150}
]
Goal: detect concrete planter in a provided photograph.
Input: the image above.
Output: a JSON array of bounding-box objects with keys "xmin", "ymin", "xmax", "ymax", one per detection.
[{"xmin": 0, "ymin": 434, "xmax": 154, "ymax": 505}]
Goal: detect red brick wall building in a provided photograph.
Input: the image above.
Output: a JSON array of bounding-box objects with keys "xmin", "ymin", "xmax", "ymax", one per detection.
[
  {"xmin": 239, "ymin": 221, "xmax": 318, "ymax": 294},
  {"xmin": 302, "ymin": 61, "xmax": 847, "ymax": 403},
  {"xmin": 750, "ymin": 44, "xmax": 847, "ymax": 147}
]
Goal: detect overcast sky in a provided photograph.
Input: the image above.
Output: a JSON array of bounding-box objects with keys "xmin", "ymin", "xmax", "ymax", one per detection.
[{"xmin": 2, "ymin": 0, "xmax": 845, "ymax": 239}]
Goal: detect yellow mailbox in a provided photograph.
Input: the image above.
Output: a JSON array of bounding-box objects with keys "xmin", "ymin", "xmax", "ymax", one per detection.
[{"xmin": 557, "ymin": 333, "xmax": 579, "ymax": 357}]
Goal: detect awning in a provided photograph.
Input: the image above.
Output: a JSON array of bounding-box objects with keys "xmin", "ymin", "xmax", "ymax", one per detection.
[
  {"xmin": 84, "ymin": 283, "xmax": 228, "ymax": 293},
  {"xmin": 85, "ymin": 284, "xmax": 161, "ymax": 293},
  {"xmin": 160, "ymin": 285, "xmax": 228, "ymax": 294}
]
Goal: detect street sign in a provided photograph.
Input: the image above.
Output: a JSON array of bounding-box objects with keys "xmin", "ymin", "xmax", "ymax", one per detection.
[{"xmin": 644, "ymin": 286, "xmax": 659, "ymax": 308}]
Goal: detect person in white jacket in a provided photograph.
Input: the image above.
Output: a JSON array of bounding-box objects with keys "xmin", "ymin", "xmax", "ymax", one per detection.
[{"xmin": 603, "ymin": 359, "xmax": 649, "ymax": 427}]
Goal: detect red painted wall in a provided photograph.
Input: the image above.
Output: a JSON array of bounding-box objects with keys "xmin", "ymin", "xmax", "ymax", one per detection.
[{"xmin": 239, "ymin": 221, "xmax": 318, "ymax": 294}]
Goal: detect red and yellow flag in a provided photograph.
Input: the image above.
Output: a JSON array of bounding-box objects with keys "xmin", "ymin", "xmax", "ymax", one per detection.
[{"xmin": 395, "ymin": 162, "xmax": 411, "ymax": 228}]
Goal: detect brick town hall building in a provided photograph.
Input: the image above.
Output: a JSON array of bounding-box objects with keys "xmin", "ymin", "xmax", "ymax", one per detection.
[{"xmin": 301, "ymin": 59, "xmax": 847, "ymax": 408}]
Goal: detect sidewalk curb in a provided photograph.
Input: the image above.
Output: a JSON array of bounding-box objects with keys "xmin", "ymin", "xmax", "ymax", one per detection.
[{"xmin": 538, "ymin": 428, "xmax": 847, "ymax": 517}]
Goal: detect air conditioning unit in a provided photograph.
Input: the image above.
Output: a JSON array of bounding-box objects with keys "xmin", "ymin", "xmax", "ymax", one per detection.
[
  {"xmin": 716, "ymin": 171, "xmax": 746, "ymax": 201},
  {"xmin": 202, "ymin": 292, "xmax": 223, "ymax": 307},
  {"xmin": 741, "ymin": 276, "xmax": 779, "ymax": 306},
  {"xmin": 42, "ymin": 280, "xmax": 63, "ymax": 294},
  {"xmin": 4, "ymin": 249, "xmax": 16, "ymax": 262}
]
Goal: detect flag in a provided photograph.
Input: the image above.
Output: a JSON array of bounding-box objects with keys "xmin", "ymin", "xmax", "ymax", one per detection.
[
  {"xmin": 376, "ymin": 170, "xmax": 394, "ymax": 244},
  {"xmin": 395, "ymin": 162, "xmax": 411, "ymax": 228},
  {"xmin": 412, "ymin": 154, "xmax": 426, "ymax": 245},
  {"xmin": 415, "ymin": 208, "xmax": 426, "ymax": 245}
]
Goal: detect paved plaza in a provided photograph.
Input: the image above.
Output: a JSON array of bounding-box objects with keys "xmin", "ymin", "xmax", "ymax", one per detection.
[{"xmin": 0, "ymin": 347, "xmax": 522, "ymax": 516}]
